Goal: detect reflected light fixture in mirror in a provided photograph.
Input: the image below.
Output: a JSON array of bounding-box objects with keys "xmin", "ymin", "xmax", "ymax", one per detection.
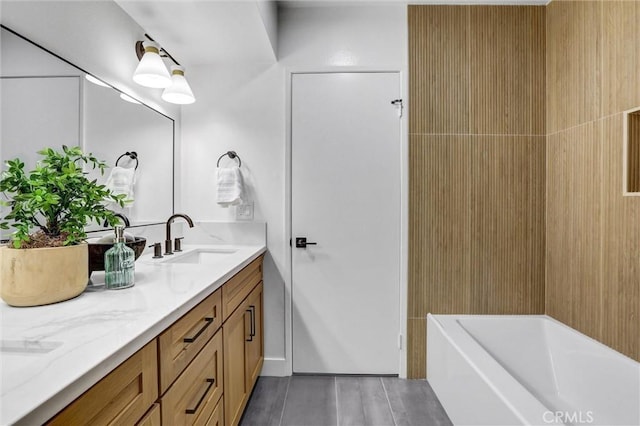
[
  {"xmin": 133, "ymin": 41, "xmax": 171, "ymax": 88},
  {"xmin": 120, "ymin": 93, "xmax": 142, "ymax": 105},
  {"xmin": 85, "ymin": 74, "xmax": 110, "ymax": 88},
  {"xmin": 162, "ymin": 65, "xmax": 195, "ymax": 105}
]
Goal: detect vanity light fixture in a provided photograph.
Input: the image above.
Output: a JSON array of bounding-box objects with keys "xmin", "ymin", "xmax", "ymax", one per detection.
[
  {"xmin": 133, "ymin": 40, "xmax": 172, "ymax": 88},
  {"xmin": 161, "ymin": 66, "xmax": 195, "ymax": 105},
  {"xmin": 133, "ymin": 34, "xmax": 196, "ymax": 104}
]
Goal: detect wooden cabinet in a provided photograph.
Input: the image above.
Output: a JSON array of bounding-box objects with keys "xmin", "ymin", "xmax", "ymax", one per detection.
[
  {"xmin": 244, "ymin": 282, "xmax": 263, "ymax": 391},
  {"xmin": 48, "ymin": 255, "xmax": 263, "ymax": 426},
  {"xmin": 222, "ymin": 257, "xmax": 263, "ymax": 320},
  {"xmin": 158, "ymin": 289, "xmax": 222, "ymax": 394},
  {"xmin": 202, "ymin": 399, "xmax": 224, "ymax": 426},
  {"xmin": 137, "ymin": 404, "xmax": 161, "ymax": 426},
  {"xmin": 47, "ymin": 340, "xmax": 158, "ymax": 426},
  {"xmin": 223, "ymin": 281, "xmax": 263, "ymax": 426},
  {"xmin": 160, "ymin": 331, "xmax": 223, "ymax": 426}
]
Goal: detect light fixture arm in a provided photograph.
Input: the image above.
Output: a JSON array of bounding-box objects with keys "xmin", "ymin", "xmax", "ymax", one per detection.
[{"xmin": 135, "ymin": 34, "xmax": 180, "ymax": 66}]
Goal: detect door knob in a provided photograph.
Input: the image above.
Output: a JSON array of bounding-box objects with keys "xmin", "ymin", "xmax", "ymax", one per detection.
[{"xmin": 295, "ymin": 237, "xmax": 317, "ymax": 248}]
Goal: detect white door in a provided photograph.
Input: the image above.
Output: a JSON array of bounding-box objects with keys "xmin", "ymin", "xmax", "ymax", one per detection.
[{"xmin": 291, "ymin": 72, "xmax": 401, "ymax": 374}]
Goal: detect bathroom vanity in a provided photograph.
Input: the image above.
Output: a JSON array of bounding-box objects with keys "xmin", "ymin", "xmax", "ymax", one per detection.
[{"xmin": 0, "ymin": 244, "xmax": 266, "ymax": 426}]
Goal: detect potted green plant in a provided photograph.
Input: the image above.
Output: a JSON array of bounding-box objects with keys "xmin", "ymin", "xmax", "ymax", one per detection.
[{"xmin": 0, "ymin": 145, "xmax": 126, "ymax": 306}]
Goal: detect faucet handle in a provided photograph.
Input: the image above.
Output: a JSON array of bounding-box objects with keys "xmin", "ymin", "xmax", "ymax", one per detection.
[
  {"xmin": 174, "ymin": 237, "xmax": 185, "ymax": 252},
  {"xmin": 149, "ymin": 243, "xmax": 163, "ymax": 259}
]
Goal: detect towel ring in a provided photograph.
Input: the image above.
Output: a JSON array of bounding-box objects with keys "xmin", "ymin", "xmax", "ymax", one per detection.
[
  {"xmin": 115, "ymin": 151, "xmax": 139, "ymax": 170},
  {"xmin": 216, "ymin": 151, "xmax": 241, "ymax": 168}
]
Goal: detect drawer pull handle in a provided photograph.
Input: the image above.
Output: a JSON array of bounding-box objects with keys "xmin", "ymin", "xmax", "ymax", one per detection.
[
  {"xmin": 185, "ymin": 378, "xmax": 215, "ymax": 414},
  {"xmin": 183, "ymin": 317, "xmax": 214, "ymax": 343},
  {"xmin": 249, "ymin": 305, "xmax": 256, "ymax": 337},
  {"xmin": 246, "ymin": 305, "xmax": 256, "ymax": 342}
]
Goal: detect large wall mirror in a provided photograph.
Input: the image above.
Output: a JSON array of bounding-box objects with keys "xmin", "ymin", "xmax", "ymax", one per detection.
[{"xmin": 0, "ymin": 26, "xmax": 174, "ymax": 237}]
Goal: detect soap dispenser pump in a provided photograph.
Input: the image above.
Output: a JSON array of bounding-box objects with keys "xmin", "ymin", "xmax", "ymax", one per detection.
[{"xmin": 104, "ymin": 225, "xmax": 135, "ymax": 289}]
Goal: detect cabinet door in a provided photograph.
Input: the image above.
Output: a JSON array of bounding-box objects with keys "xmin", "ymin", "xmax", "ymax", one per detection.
[
  {"xmin": 161, "ymin": 331, "xmax": 223, "ymax": 426},
  {"xmin": 245, "ymin": 282, "xmax": 263, "ymax": 390},
  {"xmin": 223, "ymin": 299, "xmax": 250, "ymax": 426},
  {"xmin": 47, "ymin": 340, "xmax": 158, "ymax": 426}
]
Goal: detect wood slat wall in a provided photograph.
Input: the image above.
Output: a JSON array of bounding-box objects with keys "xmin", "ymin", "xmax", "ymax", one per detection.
[
  {"xmin": 408, "ymin": 6, "xmax": 469, "ymax": 134},
  {"xmin": 545, "ymin": 0, "xmax": 640, "ymax": 362},
  {"xmin": 546, "ymin": 121, "xmax": 603, "ymax": 340},
  {"xmin": 409, "ymin": 0, "xmax": 640, "ymax": 378},
  {"xmin": 408, "ymin": 5, "xmax": 546, "ymax": 378},
  {"xmin": 545, "ymin": 0, "xmax": 601, "ymax": 135}
]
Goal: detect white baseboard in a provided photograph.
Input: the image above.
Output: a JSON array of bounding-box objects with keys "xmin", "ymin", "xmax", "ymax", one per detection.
[{"xmin": 260, "ymin": 357, "xmax": 289, "ymax": 377}]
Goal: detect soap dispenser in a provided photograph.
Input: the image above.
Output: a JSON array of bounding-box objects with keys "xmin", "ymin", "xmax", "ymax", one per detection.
[{"xmin": 104, "ymin": 225, "xmax": 135, "ymax": 289}]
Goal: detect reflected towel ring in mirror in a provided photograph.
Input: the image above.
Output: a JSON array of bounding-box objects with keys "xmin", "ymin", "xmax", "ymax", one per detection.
[
  {"xmin": 115, "ymin": 151, "xmax": 139, "ymax": 170},
  {"xmin": 216, "ymin": 151, "xmax": 242, "ymax": 168}
]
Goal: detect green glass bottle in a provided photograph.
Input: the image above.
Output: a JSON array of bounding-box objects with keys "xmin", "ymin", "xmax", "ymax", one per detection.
[{"xmin": 104, "ymin": 225, "xmax": 135, "ymax": 289}]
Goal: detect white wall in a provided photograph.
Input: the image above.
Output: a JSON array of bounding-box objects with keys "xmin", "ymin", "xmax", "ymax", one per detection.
[
  {"xmin": 181, "ymin": 62, "xmax": 287, "ymax": 372},
  {"xmin": 257, "ymin": 0, "xmax": 279, "ymax": 58},
  {"xmin": 181, "ymin": 4, "xmax": 407, "ymax": 375},
  {"xmin": 278, "ymin": 5, "xmax": 406, "ymax": 68}
]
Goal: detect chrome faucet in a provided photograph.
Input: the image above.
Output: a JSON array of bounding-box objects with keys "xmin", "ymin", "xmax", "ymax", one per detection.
[{"xmin": 165, "ymin": 213, "xmax": 194, "ymax": 255}]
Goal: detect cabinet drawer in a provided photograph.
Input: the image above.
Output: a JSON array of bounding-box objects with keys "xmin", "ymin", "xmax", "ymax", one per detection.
[
  {"xmin": 159, "ymin": 289, "xmax": 222, "ymax": 393},
  {"xmin": 195, "ymin": 395, "xmax": 224, "ymax": 426},
  {"xmin": 136, "ymin": 403, "xmax": 161, "ymax": 426},
  {"xmin": 161, "ymin": 330, "xmax": 223, "ymax": 426},
  {"xmin": 201, "ymin": 399, "xmax": 224, "ymax": 426},
  {"xmin": 222, "ymin": 255, "xmax": 263, "ymax": 320},
  {"xmin": 48, "ymin": 339, "xmax": 158, "ymax": 426}
]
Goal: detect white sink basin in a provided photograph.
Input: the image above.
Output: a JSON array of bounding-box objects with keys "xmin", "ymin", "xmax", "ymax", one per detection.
[{"xmin": 162, "ymin": 248, "xmax": 237, "ymax": 265}]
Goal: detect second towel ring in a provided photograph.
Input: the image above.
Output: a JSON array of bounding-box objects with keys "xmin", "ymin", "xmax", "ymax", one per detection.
[
  {"xmin": 216, "ymin": 151, "xmax": 242, "ymax": 168},
  {"xmin": 115, "ymin": 151, "xmax": 139, "ymax": 170}
]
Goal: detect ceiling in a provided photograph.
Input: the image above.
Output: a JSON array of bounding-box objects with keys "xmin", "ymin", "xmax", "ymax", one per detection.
[
  {"xmin": 115, "ymin": 0, "xmax": 548, "ymax": 68},
  {"xmin": 115, "ymin": 0, "xmax": 277, "ymax": 67}
]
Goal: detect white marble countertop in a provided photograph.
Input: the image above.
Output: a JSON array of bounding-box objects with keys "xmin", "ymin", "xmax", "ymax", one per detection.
[{"xmin": 0, "ymin": 244, "xmax": 266, "ymax": 426}]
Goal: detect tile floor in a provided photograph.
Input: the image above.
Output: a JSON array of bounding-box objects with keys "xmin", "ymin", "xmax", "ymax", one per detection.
[{"xmin": 239, "ymin": 376, "xmax": 452, "ymax": 426}]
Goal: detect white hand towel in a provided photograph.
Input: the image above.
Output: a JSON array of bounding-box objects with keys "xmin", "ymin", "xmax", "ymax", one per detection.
[
  {"xmin": 216, "ymin": 166, "xmax": 244, "ymax": 207},
  {"xmin": 105, "ymin": 166, "xmax": 136, "ymax": 205}
]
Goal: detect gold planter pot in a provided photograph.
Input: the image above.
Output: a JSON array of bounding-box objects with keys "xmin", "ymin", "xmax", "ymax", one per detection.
[{"xmin": 0, "ymin": 243, "xmax": 88, "ymax": 307}]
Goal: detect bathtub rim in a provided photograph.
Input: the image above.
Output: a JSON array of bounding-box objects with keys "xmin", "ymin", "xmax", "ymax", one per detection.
[
  {"xmin": 434, "ymin": 314, "xmax": 640, "ymax": 367},
  {"xmin": 427, "ymin": 313, "xmax": 564, "ymax": 426},
  {"xmin": 427, "ymin": 313, "xmax": 640, "ymax": 426}
]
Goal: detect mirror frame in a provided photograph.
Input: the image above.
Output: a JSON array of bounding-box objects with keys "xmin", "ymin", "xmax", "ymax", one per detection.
[{"xmin": 0, "ymin": 24, "xmax": 176, "ymax": 231}]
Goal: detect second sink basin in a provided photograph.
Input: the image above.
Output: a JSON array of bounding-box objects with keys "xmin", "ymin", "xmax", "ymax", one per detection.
[{"xmin": 162, "ymin": 248, "xmax": 238, "ymax": 265}]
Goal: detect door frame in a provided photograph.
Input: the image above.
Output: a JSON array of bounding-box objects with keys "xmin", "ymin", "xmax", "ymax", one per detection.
[{"xmin": 284, "ymin": 68, "xmax": 409, "ymax": 377}]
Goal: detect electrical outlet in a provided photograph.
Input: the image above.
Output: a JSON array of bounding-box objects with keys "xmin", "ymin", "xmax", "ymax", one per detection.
[{"xmin": 235, "ymin": 201, "xmax": 254, "ymax": 221}]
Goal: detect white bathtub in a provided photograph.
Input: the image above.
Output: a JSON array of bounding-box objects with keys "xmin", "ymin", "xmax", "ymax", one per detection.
[{"xmin": 427, "ymin": 314, "xmax": 640, "ymax": 426}]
